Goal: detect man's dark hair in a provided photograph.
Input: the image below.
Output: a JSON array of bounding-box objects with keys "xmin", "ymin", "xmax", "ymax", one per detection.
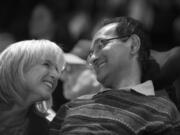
[{"xmin": 98, "ymin": 16, "xmax": 159, "ymax": 82}]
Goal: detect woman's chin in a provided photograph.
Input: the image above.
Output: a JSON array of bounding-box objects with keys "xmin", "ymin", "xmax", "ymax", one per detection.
[{"xmin": 33, "ymin": 95, "xmax": 50, "ymax": 104}]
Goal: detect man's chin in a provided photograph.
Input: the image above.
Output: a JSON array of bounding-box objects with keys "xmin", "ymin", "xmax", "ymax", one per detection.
[
  {"xmin": 97, "ymin": 75, "xmax": 111, "ymax": 88},
  {"xmin": 97, "ymin": 75, "xmax": 104, "ymax": 85}
]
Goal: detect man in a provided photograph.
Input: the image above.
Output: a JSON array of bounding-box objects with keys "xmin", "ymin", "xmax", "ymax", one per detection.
[{"xmin": 49, "ymin": 17, "xmax": 180, "ymax": 135}]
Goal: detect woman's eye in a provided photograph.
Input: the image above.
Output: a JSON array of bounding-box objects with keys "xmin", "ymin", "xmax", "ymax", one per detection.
[{"xmin": 43, "ymin": 62, "xmax": 50, "ymax": 67}]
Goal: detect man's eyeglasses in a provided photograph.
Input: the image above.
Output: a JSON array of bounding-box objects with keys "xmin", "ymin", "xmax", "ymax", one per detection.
[{"xmin": 87, "ymin": 35, "xmax": 130, "ymax": 63}]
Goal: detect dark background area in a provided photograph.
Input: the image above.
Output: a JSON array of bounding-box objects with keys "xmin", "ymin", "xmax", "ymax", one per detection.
[{"xmin": 0, "ymin": 0, "xmax": 179, "ymax": 52}]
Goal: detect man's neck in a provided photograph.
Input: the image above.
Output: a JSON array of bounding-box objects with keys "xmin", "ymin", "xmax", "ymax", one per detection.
[
  {"xmin": 111, "ymin": 62, "xmax": 141, "ymax": 89},
  {"xmin": 113, "ymin": 73, "xmax": 141, "ymax": 90}
]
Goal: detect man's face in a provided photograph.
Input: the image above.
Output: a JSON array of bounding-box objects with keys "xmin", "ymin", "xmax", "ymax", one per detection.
[{"xmin": 88, "ymin": 23, "xmax": 132, "ymax": 88}]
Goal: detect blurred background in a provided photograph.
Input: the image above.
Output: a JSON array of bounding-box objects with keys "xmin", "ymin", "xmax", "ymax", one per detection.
[
  {"xmin": 0, "ymin": 0, "xmax": 180, "ymax": 112},
  {"xmin": 0, "ymin": 0, "xmax": 180, "ymax": 110},
  {"xmin": 0, "ymin": 0, "xmax": 179, "ymax": 134},
  {"xmin": 0, "ymin": 0, "xmax": 180, "ymax": 52}
]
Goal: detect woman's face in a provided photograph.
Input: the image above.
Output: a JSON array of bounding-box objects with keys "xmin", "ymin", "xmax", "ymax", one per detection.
[{"xmin": 23, "ymin": 59, "xmax": 60, "ymax": 104}]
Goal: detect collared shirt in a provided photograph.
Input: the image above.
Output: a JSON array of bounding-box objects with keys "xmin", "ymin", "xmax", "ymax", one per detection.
[
  {"xmin": 127, "ymin": 80, "xmax": 155, "ymax": 96},
  {"xmin": 78, "ymin": 80, "xmax": 155, "ymax": 99},
  {"xmin": 49, "ymin": 80, "xmax": 180, "ymax": 135}
]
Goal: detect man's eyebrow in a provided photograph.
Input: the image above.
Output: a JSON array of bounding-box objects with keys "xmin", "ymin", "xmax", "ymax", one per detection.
[{"xmin": 92, "ymin": 39, "xmax": 101, "ymax": 47}]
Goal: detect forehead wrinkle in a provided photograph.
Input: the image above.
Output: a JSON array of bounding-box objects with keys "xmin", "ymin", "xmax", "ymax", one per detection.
[{"xmin": 95, "ymin": 23, "xmax": 118, "ymax": 38}]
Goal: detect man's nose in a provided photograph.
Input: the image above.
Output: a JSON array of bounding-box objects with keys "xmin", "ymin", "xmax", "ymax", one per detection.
[{"xmin": 88, "ymin": 53, "xmax": 98, "ymax": 67}]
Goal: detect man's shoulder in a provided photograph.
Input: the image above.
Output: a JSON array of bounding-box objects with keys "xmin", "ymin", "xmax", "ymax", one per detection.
[{"xmin": 77, "ymin": 93, "xmax": 97, "ymax": 100}]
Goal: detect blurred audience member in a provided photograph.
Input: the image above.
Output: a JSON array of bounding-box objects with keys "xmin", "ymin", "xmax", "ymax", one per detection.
[
  {"xmin": 28, "ymin": 1, "xmax": 72, "ymax": 52},
  {"xmin": 61, "ymin": 53, "xmax": 101, "ymax": 100},
  {"xmin": 151, "ymin": 47, "xmax": 180, "ymax": 109},
  {"xmin": 68, "ymin": 11, "xmax": 93, "ymax": 45},
  {"xmin": 128, "ymin": 0, "xmax": 154, "ymax": 30},
  {"xmin": 28, "ymin": 3, "xmax": 57, "ymax": 41}
]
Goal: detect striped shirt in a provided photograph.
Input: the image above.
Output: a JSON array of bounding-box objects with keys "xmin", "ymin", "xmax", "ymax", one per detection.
[{"xmin": 49, "ymin": 82, "xmax": 180, "ymax": 135}]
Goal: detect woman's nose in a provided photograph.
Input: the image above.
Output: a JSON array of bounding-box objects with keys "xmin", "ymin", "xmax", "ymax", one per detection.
[
  {"xmin": 49, "ymin": 67, "xmax": 59, "ymax": 79},
  {"xmin": 60, "ymin": 70, "xmax": 68, "ymax": 81}
]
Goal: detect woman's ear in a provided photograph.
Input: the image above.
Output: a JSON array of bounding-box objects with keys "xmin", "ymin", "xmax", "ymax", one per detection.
[{"xmin": 129, "ymin": 34, "xmax": 140, "ymax": 55}]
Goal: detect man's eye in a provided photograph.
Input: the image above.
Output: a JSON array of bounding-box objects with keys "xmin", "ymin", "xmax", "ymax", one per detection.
[{"xmin": 98, "ymin": 40, "xmax": 107, "ymax": 49}]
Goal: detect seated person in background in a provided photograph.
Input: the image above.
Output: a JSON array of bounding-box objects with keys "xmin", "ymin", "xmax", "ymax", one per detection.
[
  {"xmin": 151, "ymin": 47, "xmax": 180, "ymax": 89},
  {"xmin": 49, "ymin": 17, "xmax": 180, "ymax": 135},
  {"xmin": 61, "ymin": 53, "xmax": 101, "ymax": 100},
  {"xmin": 151, "ymin": 47, "xmax": 180, "ymax": 109},
  {"xmin": 0, "ymin": 32, "xmax": 15, "ymax": 52},
  {"xmin": 0, "ymin": 40, "xmax": 65, "ymax": 135}
]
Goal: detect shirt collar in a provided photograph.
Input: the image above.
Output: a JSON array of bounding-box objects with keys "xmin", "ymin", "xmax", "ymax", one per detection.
[
  {"xmin": 129, "ymin": 80, "xmax": 155, "ymax": 96},
  {"xmin": 78, "ymin": 80, "xmax": 155, "ymax": 99}
]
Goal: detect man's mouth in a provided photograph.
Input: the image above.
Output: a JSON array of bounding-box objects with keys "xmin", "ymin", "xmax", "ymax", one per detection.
[{"xmin": 94, "ymin": 59, "xmax": 106, "ymax": 71}]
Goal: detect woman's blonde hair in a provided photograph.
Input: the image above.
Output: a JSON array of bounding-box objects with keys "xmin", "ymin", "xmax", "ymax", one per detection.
[{"xmin": 0, "ymin": 39, "xmax": 65, "ymax": 104}]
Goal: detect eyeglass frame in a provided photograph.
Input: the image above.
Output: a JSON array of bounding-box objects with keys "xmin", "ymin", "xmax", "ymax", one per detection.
[{"xmin": 87, "ymin": 35, "xmax": 131, "ymax": 64}]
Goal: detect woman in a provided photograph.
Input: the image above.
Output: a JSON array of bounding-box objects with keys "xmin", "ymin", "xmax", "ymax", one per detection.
[{"xmin": 0, "ymin": 39, "xmax": 65, "ymax": 135}]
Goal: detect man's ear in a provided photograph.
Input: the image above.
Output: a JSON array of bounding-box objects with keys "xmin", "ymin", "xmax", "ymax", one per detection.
[{"xmin": 129, "ymin": 34, "xmax": 140, "ymax": 55}]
